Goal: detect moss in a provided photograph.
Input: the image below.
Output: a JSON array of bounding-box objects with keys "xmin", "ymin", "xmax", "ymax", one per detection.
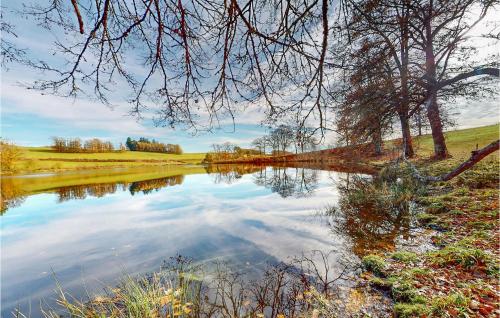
[
  {"xmin": 425, "ymin": 202, "xmax": 448, "ymax": 214},
  {"xmin": 400, "ymin": 268, "xmax": 430, "ymax": 279},
  {"xmin": 362, "ymin": 255, "xmax": 387, "ymax": 276},
  {"xmin": 449, "ymin": 209, "xmax": 465, "ymax": 216},
  {"xmin": 430, "ymin": 293, "xmax": 470, "ymax": 316},
  {"xmin": 394, "ymin": 303, "xmax": 429, "ymax": 317},
  {"xmin": 466, "ymin": 221, "xmax": 494, "ymax": 230},
  {"xmin": 391, "ymin": 251, "xmax": 417, "ymax": 264},
  {"xmin": 391, "ymin": 280, "xmax": 417, "ymax": 302},
  {"xmin": 368, "ymin": 277, "xmax": 392, "ymax": 290},
  {"xmin": 428, "ymin": 242, "xmax": 489, "ymax": 269}
]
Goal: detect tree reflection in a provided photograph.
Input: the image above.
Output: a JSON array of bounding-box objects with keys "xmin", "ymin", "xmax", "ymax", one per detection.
[
  {"xmin": 1, "ymin": 178, "xmax": 26, "ymax": 214},
  {"xmin": 326, "ymin": 174, "xmax": 413, "ymax": 258},
  {"xmin": 207, "ymin": 164, "xmax": 320, "ymax": 198},
  {"xmin": 255, "ymin": 166, "xmax": 319, "ymax": 198},
  {"xmin": 129, "ymin": 175, "xmax": 184, "ymax": 195},
  {"xmin": 206, "ymin": 164, "xmax": 265, "ymax": 184},
  {"xmin": 57, "ymin": 183, "xmax": 119, "ymax": 202}
]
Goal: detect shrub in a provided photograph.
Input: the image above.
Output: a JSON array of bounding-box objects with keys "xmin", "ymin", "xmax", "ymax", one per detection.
[
  {"xmin": 0, "ymin": 139, "xmax": 22, "ymax": 173},
  {"xmin": 430, "ymin": 293, "xmax": 469, "ymax": 316},
  {"xmin": 428, "ymin": 240, "xmax": 490, "ymax": 269}
]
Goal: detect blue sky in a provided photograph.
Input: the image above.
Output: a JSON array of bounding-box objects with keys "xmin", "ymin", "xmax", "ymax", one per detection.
[{"xmin": 1, "ymin": 1, "xmax": 499, "ymax": 152}]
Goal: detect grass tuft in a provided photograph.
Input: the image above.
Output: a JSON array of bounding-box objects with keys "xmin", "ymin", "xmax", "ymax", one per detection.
[
  {"xmin": 391, "ymin": 251, "xmax": 418, "ymax": 264},
  {"xmin": 428, "ymin": 239, "xmax": 490, "ymax": 269},
  {"xmin": 393, "ymin": 303, "xmax": 429, "ymax": 318},
  {"xmin": 362, "ymin": 255, "xmax": 387, "ymax": 276}
]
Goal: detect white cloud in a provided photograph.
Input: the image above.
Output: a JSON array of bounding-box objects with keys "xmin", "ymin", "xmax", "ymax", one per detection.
[{"xmin": 1, "ymin": 82, "xmax": 164, "ymax": 137}]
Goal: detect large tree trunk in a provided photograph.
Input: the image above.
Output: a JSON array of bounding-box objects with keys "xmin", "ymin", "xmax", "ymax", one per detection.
[
  {"xmin": 399, "ymin": 27, "xmax": 414, "ymax": 159},
  {"xmin": 424, "ymin": 9, "xmax": 449, "ymax": 159},
  {"xmin": 426, "ymin": 92, "xmax": 448, "ymax": 159}
]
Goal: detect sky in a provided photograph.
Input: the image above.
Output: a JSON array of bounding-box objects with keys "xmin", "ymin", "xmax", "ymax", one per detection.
[{"xmin": 1, "ymin": 1, "xmax": 499, "ymax": 152}]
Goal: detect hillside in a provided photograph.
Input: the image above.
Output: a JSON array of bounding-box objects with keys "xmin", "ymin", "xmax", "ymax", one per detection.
[
  {"xmin": 9, "ymin": 147, "xmax": 206, "ymax": 174},
  {"xmin": 209, "ymin": 124, "xmax": 499, "ymax": 165}
]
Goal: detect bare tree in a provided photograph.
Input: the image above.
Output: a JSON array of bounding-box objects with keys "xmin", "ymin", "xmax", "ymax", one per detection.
[
  {"xmin": 269, "ymin": 125, "xmax": 294, "ymax": 154},
  {"xmin": 342, "ymin": 0, "xmax": 421, "ymax": 157}
]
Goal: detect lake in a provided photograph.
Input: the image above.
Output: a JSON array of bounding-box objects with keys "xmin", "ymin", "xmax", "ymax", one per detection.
[{"xmin": 1, "ymin": 164, "xmax": 416, "ymax": 316}]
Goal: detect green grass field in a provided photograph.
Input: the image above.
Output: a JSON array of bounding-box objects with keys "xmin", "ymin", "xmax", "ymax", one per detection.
[
  {"xmin": 5, "ymin": 124, "xmax": 499, "ymax": 174},
  {"xmin": 412, "ymin": 124, "xmax": 499, "ymax": 158},
  {"xmin": 10, "ymin": 147, "xmax": 206, "ymax": 174}
]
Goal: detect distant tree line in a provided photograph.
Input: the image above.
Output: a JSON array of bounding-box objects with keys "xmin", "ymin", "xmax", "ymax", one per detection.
[
  {"xmin": 52, "ymin": 137, "xmax": 115, "ymax": 153},
  {"xmin": 125, "ymin": 137, "xmax": 183, "ymax": 154},
  {"xmin": 205, "ymin": 125, "xmax": 318, "ymax": 162},
  {"xmin": 205, "ymin": 142, "xmax": 261, "ymax": 161}
]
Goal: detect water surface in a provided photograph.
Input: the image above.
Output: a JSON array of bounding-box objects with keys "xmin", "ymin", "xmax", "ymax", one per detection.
[{"xmin": 1, "ymin": 164, "xmax": 414, "ymax": 316}]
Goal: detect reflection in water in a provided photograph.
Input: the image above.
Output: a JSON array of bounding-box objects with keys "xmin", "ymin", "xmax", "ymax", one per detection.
[
  {"xmin": 57, "ymin": 183, "xmax": 119, "ymax": 202},
  {"xmin": 129, "ymin": 175, "xmax": 184, "ymax": 195},
  {"xmin": 1, "ymin": 164, "xmax": 416, "ymax": 316},
  {"xmin": 326, "ymin": 174, "xmax": 413, "ymax": 257},
  {"xmin": 253, "ymin": 166, "xmax": 319, "ymax": 198},
  {"xmin": 1, "ymin": 173, "xmax": 188, "ymax": 212},
  {"xmin": 0, "ymin": 178, "xmax": 26, "ymax": 214},
  {"xmin": 1, "ymin": 166, "xmax": 343, "ymax": 316},
  {"xmin": 206, "ymin": 164, "xmax": 264, "ymax": 184},
  {"xmin": 199, "ymin": 164, "xmax": 320, "ymax": 198},
  {"xmin": 0, "ymin": 164, "xmax": 349, "ymax": 212},
  {"xmin": 55, "ymin": 175, "xmax": 186, "ymax": 202}
]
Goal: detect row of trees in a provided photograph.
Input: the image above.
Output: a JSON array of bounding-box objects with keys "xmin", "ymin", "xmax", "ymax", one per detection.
[
  {"xmin": 252, "ymin": 126, "xmax": 318, "ymax": 155},
  {"xmin": 205, "ymin": 125, "xmax": 318, "ymax": 162},
  {"xmin": 206, "ymin": 143, "xmax": 261, "ymax": 161},
  {"xmin": 125, "ymin": 137, "xmax": 183, "ymax": 154},
  {"xmin": 52, "ymin": 137, "xmax": 116, "ymax": 153}
]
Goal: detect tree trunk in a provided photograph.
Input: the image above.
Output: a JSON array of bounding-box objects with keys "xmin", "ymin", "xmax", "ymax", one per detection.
[
  {"xmin": 426, "ymin": 92, "xmax": 448, "ymax": 159},
  {"xmin": 373, "ymin": 124, "xmax": 383, "ymax": 156},
  {"xmin": 416, "ymin": 109, "xmax": 422, "ymax": 136},
  {"xmin": 424, "ymin": 7, "xmax": 449, "ymax": 159},
  {"xmin": 399, "ymin": 112, "xmax": 414, "ymax": 158},
  {"xmin": 406, "ymin": 139, "xmax": 499, "ymax": 183}
]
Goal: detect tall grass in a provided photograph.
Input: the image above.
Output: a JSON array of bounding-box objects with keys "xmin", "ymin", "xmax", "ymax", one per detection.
[{"xmin": 14, "ymin": 254, "xmax": 358, "ymax": 318}]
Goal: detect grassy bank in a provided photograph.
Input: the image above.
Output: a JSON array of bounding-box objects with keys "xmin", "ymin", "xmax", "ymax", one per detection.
[
  {"xmin": 358, "ymin": 125, "xmax": 499, "ymax": 317},
  {"xmin": 7, "ymin": 147, "xmax": 206, "ymax": 174},
  {"xmin": 412, "ymin": 124, "xmax": 499, "ymax": 158}
]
